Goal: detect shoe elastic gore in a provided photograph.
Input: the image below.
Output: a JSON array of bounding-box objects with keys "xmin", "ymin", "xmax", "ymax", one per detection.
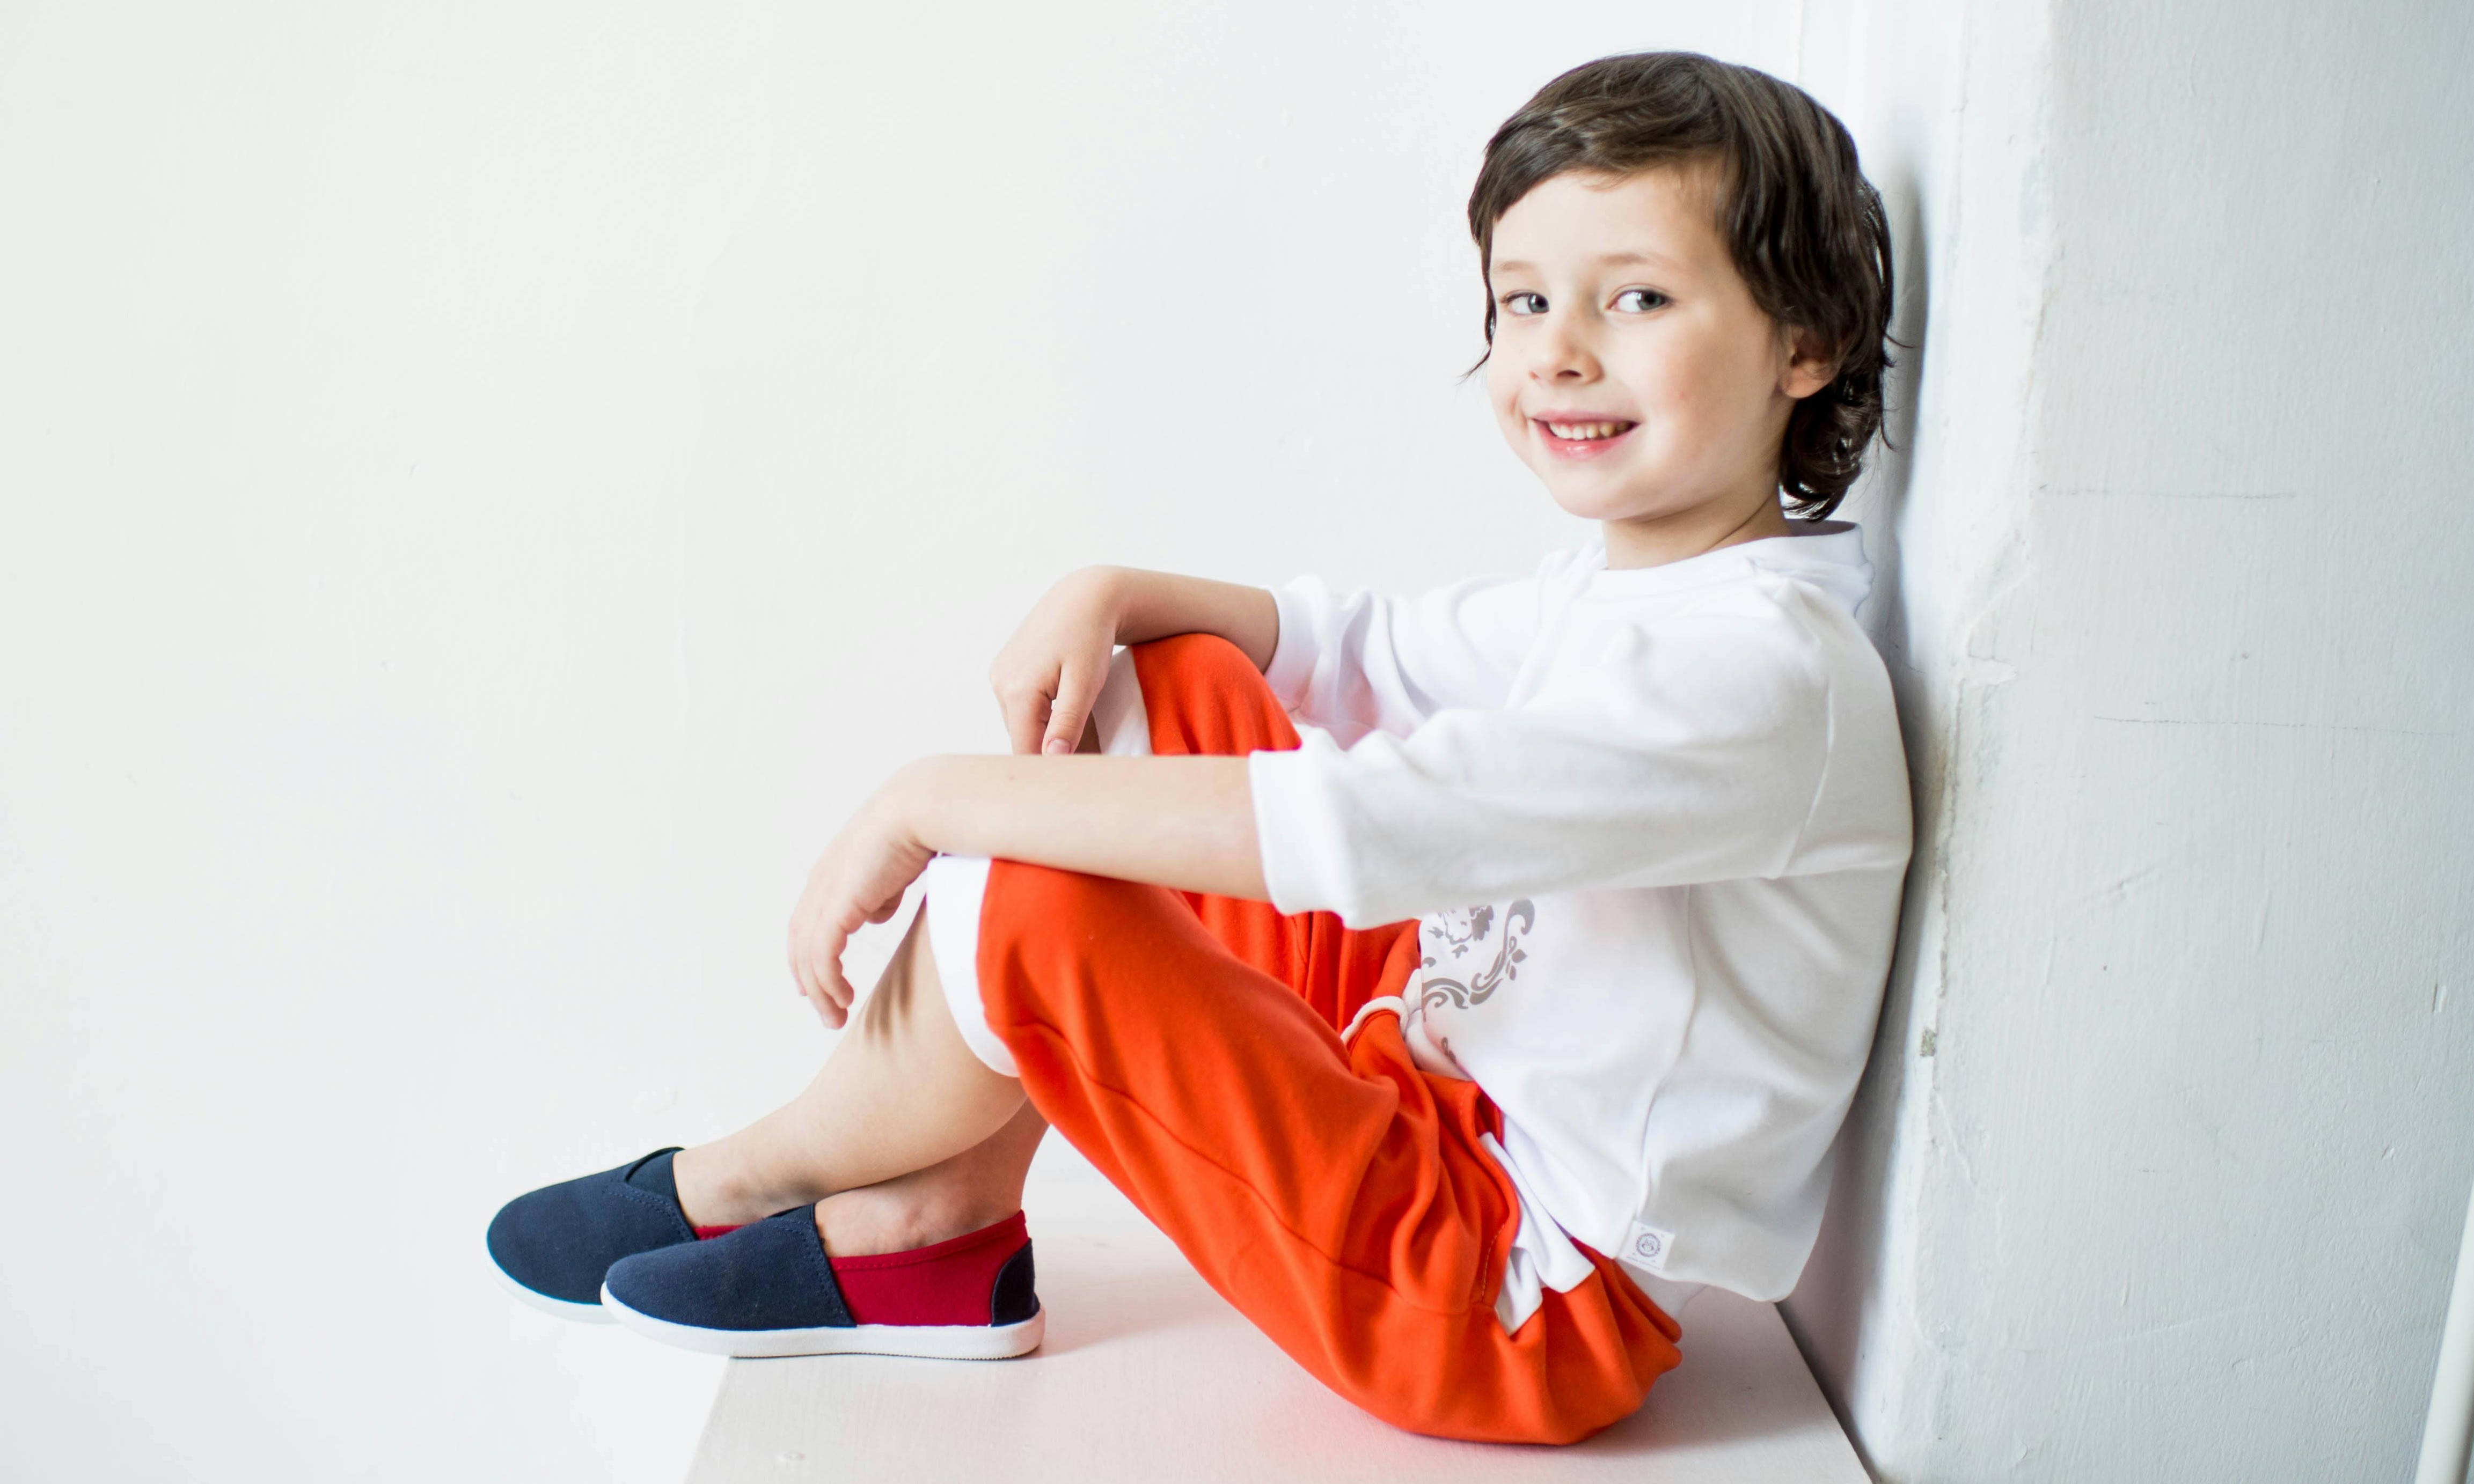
[{"xmin": 601, "ymin": 1207, "xmax": 1045, "ymax": 1360}]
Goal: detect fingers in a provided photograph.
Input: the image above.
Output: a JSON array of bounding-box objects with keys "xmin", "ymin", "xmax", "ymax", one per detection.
[
  {"xmin": 813, "ymin": 916, "xmax": 855, "ymax": 1023},
  {"xmin": 788, "ymin": 897, "xmax": 858, "ymax": 1029},
  {"xmin": 785, "ymin": 787, "xmax": 938, "ymax": 1026},
  {"xmin": 1001, "ymin": 690, "xmax": 1046, "ymax": 756},
  {"xmin": 787, "ymin": 913, "xmax": 845, "ymax": 1028},
  {"xmin": 994, "ymin": 675, "xmax": 1053, "ymax": 757},
  {"xmin": 790, "ymin": 888, "xmax": 918, "ymax": 1027},
  {"xmin": 1042, "ymin": 658, "xmax": 1095, "ymax": 756}
]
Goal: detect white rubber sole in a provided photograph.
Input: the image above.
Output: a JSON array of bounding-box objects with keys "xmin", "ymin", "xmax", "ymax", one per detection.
[
  {"xmin": 488, "ymin": 1246, "xmax": 616, "ymax": 1325},
  {"xmin": 602, "ymin": 1284, "xmax": 1045, "ymax": 1360}
]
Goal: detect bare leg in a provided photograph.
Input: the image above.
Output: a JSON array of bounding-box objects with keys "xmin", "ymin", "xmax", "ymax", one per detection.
[{"xmin": 670, "ymin": 906, "xmax": 1048, "ymax": 1256}]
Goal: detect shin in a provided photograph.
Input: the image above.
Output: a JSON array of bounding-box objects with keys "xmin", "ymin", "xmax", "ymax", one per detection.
[{"xmin": 672, "ymin": 906, "xmax": 1040, "ymax": 1241}]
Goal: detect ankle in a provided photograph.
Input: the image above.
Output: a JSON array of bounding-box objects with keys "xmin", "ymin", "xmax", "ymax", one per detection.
[
  {"xmin": 814, "ymin": 1184, "xmax": 1019, "ymax": 1259},
  {"xmin": 671, "ymin": 1144, "xmax": 813, "ymax": 1229}
]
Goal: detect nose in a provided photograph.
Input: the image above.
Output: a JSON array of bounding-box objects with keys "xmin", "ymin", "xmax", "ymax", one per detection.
[{"xmin": 1524, "ymin": 308, "xmax": 1601, "ymax": 384}]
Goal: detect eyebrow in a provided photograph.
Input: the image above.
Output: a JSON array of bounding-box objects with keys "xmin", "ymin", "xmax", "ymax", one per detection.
[{"xmin": 1491, "ymin": 251, "xmax": 1682, "ymax": 274}]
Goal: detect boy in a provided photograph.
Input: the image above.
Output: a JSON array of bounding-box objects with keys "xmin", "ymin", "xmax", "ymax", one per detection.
[{"xmin": 485, "ymin": 51, "xmax": 1908, "ymax": 1445}]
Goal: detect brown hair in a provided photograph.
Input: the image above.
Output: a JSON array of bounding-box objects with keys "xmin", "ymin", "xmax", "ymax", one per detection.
[{"xmin": 1468, "ymin": 53, "xmax": 1893, "ymax": 518}]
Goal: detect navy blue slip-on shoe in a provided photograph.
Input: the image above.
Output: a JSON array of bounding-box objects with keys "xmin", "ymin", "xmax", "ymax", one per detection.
[
  {"xmin": 486, "ymin": 1147, "xmax": 702, "ymax": 1322},
  {"xmin": 602, "ymin": 1206, "xmax": 1044, "ymax": 1360}
]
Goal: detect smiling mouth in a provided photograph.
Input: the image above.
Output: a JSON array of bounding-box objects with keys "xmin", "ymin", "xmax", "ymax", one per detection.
[{"xmin": 1537, "ymin": 418, "xmax": 1637, "ymax": 441}]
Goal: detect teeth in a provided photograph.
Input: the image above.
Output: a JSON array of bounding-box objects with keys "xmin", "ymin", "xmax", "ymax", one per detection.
[{"xmin": 1546, "ymin": 421, "xmax": 1629, "ymax": 440}]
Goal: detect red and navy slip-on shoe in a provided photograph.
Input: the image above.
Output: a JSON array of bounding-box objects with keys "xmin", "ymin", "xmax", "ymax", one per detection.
[
  {"xmin": 486, "ymin": 1148, "xmax": 702, "ymax": 1323},
  {"xmin": 601, "ymin": 1206, "xmax": 1043, "ymax": 1360}
]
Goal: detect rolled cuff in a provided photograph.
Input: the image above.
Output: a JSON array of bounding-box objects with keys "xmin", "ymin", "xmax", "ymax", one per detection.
[
  {"xmin": 1090, "ymin": 646, "xmax": 1152, "ymax": 758},
  {"xmin": 920, "ymin": 853, "xmax": 1015, "ymax": 1077},
  {"xmin": 1246, "ymin": 731, "xmax": 1379, "ymax": 924},
  {"xmin": 1261, "ymin": 579, "xmax": 1324, "ymax": 710}
]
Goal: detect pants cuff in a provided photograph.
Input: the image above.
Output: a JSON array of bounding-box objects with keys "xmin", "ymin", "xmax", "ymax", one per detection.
[
  {"xmin": 921, "ymin": 854, "xmax": 1014, "ymax": 1076},
  {"xmin": 1090, "ymin": 645, "xmax": 1153, "ymax": 758}
]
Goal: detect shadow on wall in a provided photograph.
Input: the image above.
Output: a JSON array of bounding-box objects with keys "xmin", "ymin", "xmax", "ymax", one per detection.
[{"xmin": 1777, "ymin": 148, "xmax": 1934, "ymax": 1453}]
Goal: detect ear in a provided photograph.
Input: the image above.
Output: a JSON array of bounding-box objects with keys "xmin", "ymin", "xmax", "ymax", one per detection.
[{"xmin": 1777, "ymin": 325, "xmax": 1839, "ymax": 400}]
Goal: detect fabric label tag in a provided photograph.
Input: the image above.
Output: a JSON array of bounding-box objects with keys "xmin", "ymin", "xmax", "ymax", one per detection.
[{"xmin": 1624, "ymin": 1221, "xmax": 1678, "ymax": 1273}]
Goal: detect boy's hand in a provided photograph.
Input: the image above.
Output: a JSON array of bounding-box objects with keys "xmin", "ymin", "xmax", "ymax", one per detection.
[
  {"xmin": 990, "ymin": 568, "xmax": 1121, "ymax": 756},
  {"xmin": 786, "ymin": 777, "xmax": 934, "ymax": 1027}
]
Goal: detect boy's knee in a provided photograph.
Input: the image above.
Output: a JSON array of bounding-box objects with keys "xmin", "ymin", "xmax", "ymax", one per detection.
[
  {"xmin": 1129, "ymin": 630, "xmax": 1255, "ymax": 681},
  {"xmin": 1125, "ymin": 633, "xmax": 1292, "ymax": 757}
]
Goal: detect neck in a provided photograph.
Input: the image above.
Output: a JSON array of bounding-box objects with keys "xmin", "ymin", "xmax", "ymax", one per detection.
[{"xmin": 1600, "ymin": 491, "xmax": 1793, "ymax": 570}]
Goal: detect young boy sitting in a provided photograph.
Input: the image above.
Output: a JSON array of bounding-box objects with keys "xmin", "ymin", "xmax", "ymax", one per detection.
[{"xmin": 485, "ymin": 50, "xmax": 1910, "ymax": 1446}]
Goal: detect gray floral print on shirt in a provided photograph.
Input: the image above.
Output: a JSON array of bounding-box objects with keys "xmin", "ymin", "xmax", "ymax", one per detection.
[{"xmin": 1418, "ymin": 899, "xmax": 1534, "ymax": 1011}]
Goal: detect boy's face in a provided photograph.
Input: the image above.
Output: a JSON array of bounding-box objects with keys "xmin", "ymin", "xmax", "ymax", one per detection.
[{"xmin": 1483, "ymin": 164, "xmax": 1832, "ymax": 541}]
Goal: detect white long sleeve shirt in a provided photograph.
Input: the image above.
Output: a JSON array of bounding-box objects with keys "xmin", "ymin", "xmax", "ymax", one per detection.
[{"xmin": 1246, "ymin": 523, "xmax": 1911, "ymax": 1327}]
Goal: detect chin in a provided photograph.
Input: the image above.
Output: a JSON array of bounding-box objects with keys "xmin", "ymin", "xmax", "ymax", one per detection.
[
  {"xmin": 1546, "ymin": 491, "xmax": 1616, "ymax": 522},
  {"xmin": 1537, "ymin": 474, "xmax": 1647, "ymax": 524}
]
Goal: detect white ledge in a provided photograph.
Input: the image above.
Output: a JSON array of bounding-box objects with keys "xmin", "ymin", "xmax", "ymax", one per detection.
[{"xmin": 689, "ymin": 1142, "xmax": 1864, "ymax": 1482}]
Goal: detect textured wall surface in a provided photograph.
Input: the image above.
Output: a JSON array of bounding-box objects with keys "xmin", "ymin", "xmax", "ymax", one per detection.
[{"xmin": 1788, "ymin": 1, "xmax": 2474, "ymax": 1478}]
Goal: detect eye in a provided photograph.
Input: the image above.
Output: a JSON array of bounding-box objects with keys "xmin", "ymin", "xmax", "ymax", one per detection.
[
  {"xmin": 1498, "ymin": 291, "xmax": 1548, "ymax": 317},
  {"xmin": 1612, "ymin": 288, "xmax": 1670, "ymax": 313}
]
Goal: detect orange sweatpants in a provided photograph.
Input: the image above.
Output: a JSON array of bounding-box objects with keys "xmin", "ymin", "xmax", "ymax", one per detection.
[{"xmin": 971, "ymin": 633, "xmax": 1682, "ymax": 1444}]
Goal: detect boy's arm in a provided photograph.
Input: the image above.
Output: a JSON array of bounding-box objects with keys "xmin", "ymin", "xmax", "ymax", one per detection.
[
  {"xmin": 787, "ymin": 753, "xmax": 1260, "ymax": 1023},
  {"xmin": 1245, "ymin": 614, "xmax": 1884, "ymax": 929},
  {"xmin": 991, "ymin": 567, "xmax": 1277, "ymax": 755},
  {"xmin": 903, "ymin": 754, "xmax": 1262, "ymax": 895},
  {"xmin": 994, "ymin": 559, "xmax": 1550, "ymax": 758},
  {"xmin": 1100, "ymin": 567, "xmax": 1280, "ymax": 666}
]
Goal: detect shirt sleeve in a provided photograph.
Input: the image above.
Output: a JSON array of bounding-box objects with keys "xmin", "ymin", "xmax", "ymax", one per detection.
[
  {"xmin": 1260, "ymin": 558, "xmax": 1558, "ymax": 744},
  {"xmin": 1247, "ymin": 610, "xmax": 1833, "ymax": 927}
]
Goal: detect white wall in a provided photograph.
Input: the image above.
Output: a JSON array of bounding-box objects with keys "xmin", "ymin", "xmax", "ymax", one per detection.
[
  {"xmin": 0, "ymin": 5, "xmax": 1812, "ymax": 1480},
  {"xmin": 1786, "ymin": 1, "xmax": 2474, "ymax": 1478}
]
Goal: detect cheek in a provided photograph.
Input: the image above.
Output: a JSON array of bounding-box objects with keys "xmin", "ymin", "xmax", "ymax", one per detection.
[
  {"xmin": 1485, "ymin": 362, "xmax": 1536, "ymax": 451},
  {"xmin": 1630, "ymin": 333, "xmax": 1766, "ymax": 438},
  {"xmin": 1484, "ymin": 357, "xmax": 1522, "ymax": 424}
]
